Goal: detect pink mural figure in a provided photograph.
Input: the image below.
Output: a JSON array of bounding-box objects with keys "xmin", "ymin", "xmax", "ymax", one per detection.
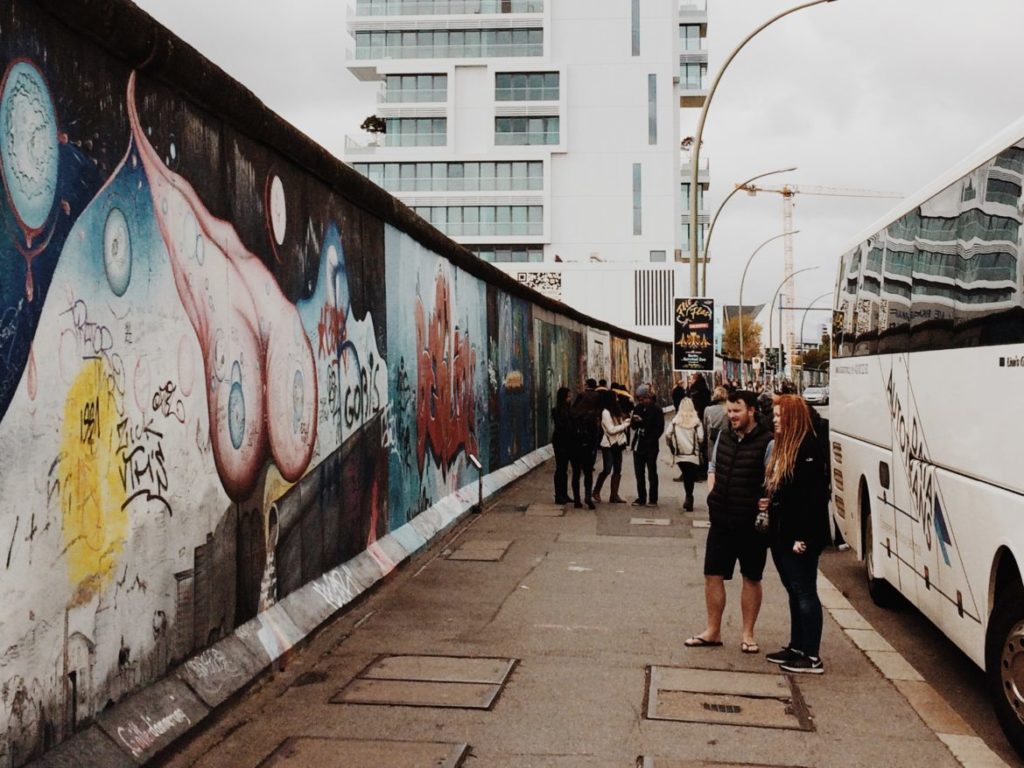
[{"xmin": 125, "ymin": 73, "xmax": 316, "ymax": 499}]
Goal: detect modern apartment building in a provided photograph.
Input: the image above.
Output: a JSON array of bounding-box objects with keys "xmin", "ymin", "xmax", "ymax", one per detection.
[{"xmin": 345, "ymin": 0, "xmax": 709, "ymax": 341}]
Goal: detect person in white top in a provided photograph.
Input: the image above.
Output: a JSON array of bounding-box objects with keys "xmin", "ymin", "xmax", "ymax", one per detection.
[
  {"xmin": 592, "ymin": 390, "xmax": 631, "ymax": 503},
  {"xmin": 668, "ymin": 396, "xmax": 705, "ymax": 511}
]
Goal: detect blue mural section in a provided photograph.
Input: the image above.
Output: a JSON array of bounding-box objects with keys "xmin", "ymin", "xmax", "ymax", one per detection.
[{"xmin": 497, "ymin": 293, "xmax": 534, "ymax": 463}]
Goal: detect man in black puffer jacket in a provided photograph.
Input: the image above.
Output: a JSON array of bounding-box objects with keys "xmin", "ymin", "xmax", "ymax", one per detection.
[{"xmin": 685, "ymin": 390, "xmax": 773, "ymax": 654}]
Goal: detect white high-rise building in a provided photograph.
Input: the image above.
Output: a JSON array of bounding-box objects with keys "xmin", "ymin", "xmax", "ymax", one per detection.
[{"xmin": 345, "ymin": 0, "xmax": 708, "ymax": 341}]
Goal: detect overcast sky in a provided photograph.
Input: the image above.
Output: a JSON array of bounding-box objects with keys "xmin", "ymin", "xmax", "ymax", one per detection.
[{"xmin": 131, "ymin": 0, "xmax": 1024, "ymax": 342}]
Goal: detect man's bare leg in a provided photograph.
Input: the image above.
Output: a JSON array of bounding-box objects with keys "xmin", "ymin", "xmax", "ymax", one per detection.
[
  {"xmin": 688, "ymin": 576, "xmax": 726, "ymax": 643},
  {"xmin": 740, "ymin": 577, "xmax": 763, "ymax": 645}
]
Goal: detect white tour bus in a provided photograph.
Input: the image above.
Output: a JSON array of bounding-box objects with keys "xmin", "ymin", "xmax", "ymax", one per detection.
[{"xmin": 831, "ymin": 117, "xmax": 1024, "ymax": 758}]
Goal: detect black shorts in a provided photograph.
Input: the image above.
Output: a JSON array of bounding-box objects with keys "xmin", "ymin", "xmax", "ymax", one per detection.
[{"xmin": 703, "ymin": 524, "xmax": 768, "ymax": 581}]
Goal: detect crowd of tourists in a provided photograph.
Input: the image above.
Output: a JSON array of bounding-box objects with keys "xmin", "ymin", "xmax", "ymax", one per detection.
[{"xmin": 550, "ymin": 374, "xmax": 831, "ymax": 675}]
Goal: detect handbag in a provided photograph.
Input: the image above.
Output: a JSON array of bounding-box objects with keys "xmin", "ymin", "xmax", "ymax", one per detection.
[{"xmin": 754, "ymin": 508, "xmax": 770, "ymax": 534}]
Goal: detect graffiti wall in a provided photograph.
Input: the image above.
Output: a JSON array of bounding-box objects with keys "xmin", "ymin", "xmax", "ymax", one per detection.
[{"xmin": 0, "ymin": 3, "xmax": 672, "ymax": 764}]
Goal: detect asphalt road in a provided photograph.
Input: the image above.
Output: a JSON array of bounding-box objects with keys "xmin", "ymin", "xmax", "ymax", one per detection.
[{"xmin": 818, "ymin": 547, "xmax": 1022, "ymax": 766}]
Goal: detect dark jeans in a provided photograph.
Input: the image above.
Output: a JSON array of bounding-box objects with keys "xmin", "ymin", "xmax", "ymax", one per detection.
[
  {"xmin": 553, "ymin": 444, "xmax": 570, "ymax": 502},
  {"xmin": 596, "ymin": 445, "xmax": 624, "ymax": 485},
  {"xmin": 771, "ymin": 544, "xmax": 823, "ymax": 657},
  {"xmin": 678, "ymin": 461, "xmax": 699, "ymax": 497},
  {"xmin": 571, "ymin": 447, "xmax": 597, "ymax": 504},
  {"xmin": 632, "ymin": 450, "xmax": 659, "ymax": 503}
]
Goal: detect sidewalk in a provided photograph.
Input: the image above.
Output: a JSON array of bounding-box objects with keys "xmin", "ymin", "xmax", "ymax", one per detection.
[{"xmin": 158, "ymin": 449, "xmax": 970, "ymax": 768}]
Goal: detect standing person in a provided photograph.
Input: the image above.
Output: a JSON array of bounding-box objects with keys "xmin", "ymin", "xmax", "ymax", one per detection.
[
  {"xmin": 630, "ymin": 384, "xmax": 665, "ymax": 507},
  {"xmin": 671, "ymin": 378, "xmax": 687, "ymax": 411},
  {"xmin": 551, "ymin": 387, "xmax": 573, "ymax": 504},
  {"xmin": 593, "ymin": 390, "xmax": 630, "ymax": 503},
  {"xmin": 762, "ymin": 395, "xmax": 831, "ymax": 674},
  {"xmin": 702, "ymin": 386, "xmax": 729, "ymax": 462},
  {"xmin": 570, "ymin": 382, "xmax": 602, "ymax": 510},
  {"xmin": 687, "ymin": 372, "xmax": 711, "ymax": 421},
  {"xmin": 668, "ymin": 397, "xmax": 704, "ymax": 511},
  {"xmin": 685, "ymin": 390, "xmax": 773, "ymax": 653}
]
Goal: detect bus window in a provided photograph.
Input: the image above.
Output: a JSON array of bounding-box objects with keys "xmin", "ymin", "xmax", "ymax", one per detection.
[{"xmin": 854, "ymin": 239, "xmax": 881, "ymax": 356}]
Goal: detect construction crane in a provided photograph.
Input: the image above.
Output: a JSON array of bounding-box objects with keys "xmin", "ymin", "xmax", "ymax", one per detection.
[{"xmin": 737, "ymin": 183, "xmax": 903, "ymax": 378}]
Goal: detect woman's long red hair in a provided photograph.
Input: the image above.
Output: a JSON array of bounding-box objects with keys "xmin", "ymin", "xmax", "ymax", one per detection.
[{"xmin": 765, "ymin": 395, "xmax": 815, "ymax": 494}]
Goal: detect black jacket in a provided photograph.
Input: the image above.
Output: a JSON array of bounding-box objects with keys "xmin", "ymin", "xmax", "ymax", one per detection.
[
  {"xmin": 769, "ymin": 433, "xmax": 831, "ymax": 551},
  {"xmin": 707, "ymin": 421, "xmax": 773, "ymax": 529},
  {"xmin": 552, "ymin": 404, "xmax": 573, "ymax": 452},
  {"xmin": 630, "ymin": 401, "xmax": 665, "ymax": 455}
]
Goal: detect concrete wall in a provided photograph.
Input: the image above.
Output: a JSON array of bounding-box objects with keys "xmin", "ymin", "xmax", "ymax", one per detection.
[{"xmin": 0, "ymin": 2, "xmax": 674, "ymax": 765}]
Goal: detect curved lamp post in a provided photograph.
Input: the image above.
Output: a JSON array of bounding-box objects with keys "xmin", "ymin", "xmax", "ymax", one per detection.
[
  {"xmin": 767, "ymin": 266, "xmax": 820, "ymax": 351},
  {"xmin": 700, "ymin": 166, "xmax": 797, "ymax": 296},
  {"xmin": 737, "ymin": 230, "xmax": 798, "ymax": 387},
  {"xmin": 797, "ymin": 291, "xmax": 833, "ymax": 392},
  {"xmin": 688, "ymin": 0, "xmax": 839, "ymax": 295}
]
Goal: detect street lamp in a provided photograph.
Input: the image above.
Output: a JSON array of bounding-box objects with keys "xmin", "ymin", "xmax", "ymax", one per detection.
[
  {"xmin": 687, "ymin": 0, "xmax": 839, "ymax": 296},
  {"xmin": 767, "ymin": 266, "xmax": 820, "ymax": 351},
  {"xmin": 738, "ymin": 230, "xmax": 799, "ymax": 388},
  {"xmin": 700, "ymin": 166, "xmax": 797, "ymax": 297},
  {"xmin": 797, "ymin": 291, "xmax": 833, "ymax": 392}
]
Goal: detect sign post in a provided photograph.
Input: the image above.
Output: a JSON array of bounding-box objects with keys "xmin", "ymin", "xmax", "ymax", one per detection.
[{"xmin": 673, "ymin": 298, "xmax": 715, "ymax": 372}]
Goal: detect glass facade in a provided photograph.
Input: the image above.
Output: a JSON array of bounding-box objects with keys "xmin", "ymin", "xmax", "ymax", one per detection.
[
  {"xmin": 471, "ymin": 244, "xmax": 544, "ymax": 262},
  {"xmin": 631, "ymin": 0, "xmax": 640, "ymax": 56},
  {"xmin": 679, "ymin": 63, "xmax": 707, "ymax": 89},
  {"xmin": 356, "ymin": 0, "xmax": 543, "ymax": 14},
  {"xmin": 355, "ymin": 28, "xmax": 543, "ymax": 59},
  {"xmin": 383, "ymin": 74, "xmax": 447, "ymax": 103},
  {"xmin": 495, "ymin": 72, "xmax": 559, "ymax": 101},
  {"xmin": 412, "ymin": 205, "xmax": 543, "ymax": 236},
  {"xmin": 648, "ymin": 74, "xmax": 657, "ymax": 145},
  {"xmin": 679, "ymin": 24, "xmax": 702, "ymax": 51},
  {"xmin": 495, "ymin": 116, "xmax": 559, "ymax": 145},
  {"xmin": 384, "ymin": 118, "xmax": 447, "ymax": 146},
  {"xmin": 632, "ymin": 163, "xmax": 642, "ymax": 235},
  {"xmin": 353, "ymin": 160, "xmax": 543, "ymax": 192}
]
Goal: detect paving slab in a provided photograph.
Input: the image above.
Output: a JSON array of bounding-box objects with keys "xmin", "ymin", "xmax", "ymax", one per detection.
[
  {"xmin": 256, "ymin": 737, "xmax": 468, "ymax": 767},
  {"xmin": 360, "ymin": 654, "xmax": 516, "ymax": 684},
  {"xmin": 894, "ymin": 679, "xmax": 975, "ymax": 736},
  {"xmin": 330, "ymin": 678, "xmax": 503, "ymax": 709},
  {"xmin": 31, "ymin": 726, "xmax": 134, "ymax": 768},
  {"xmin": 525, "ymin": 503, "xmax": 566, "ymax": 517}
]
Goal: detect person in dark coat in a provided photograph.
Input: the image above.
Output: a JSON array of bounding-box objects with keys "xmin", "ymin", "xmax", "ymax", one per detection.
[
  {"xmin": 570, "ymin": 381, "xmax": 602, "ymax": 509},
  {"xmin": 686, "ymin": 372, "xmax": 711, "ymax": 421},
  {"xmin": 671, "ymin": 378, "xmax": 687, "ymax": 411},
  {"xmin": 551, "ymin": 386, "xmax": 573, "ymax": 504},
  {"xmin": 630, "ymin": 384, "xmax": 665, "ymax": 506},
  {"xmin": 762, "ymin": 395, "xmax": 831, "ymax": 674},
  {"xmin": 685, "ymin": 390, "xmax": 773, "ymax": 653}
]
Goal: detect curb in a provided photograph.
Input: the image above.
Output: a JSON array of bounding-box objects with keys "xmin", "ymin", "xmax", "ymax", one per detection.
[{"xmin": 818, "ymin": 573, "xmax": 1010, "ymax": 768}]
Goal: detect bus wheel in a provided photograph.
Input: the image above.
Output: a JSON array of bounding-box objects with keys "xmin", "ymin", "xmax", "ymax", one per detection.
[
  {"xmin": 987, "ymin": 581, "xmax": 1024, "ymax": 759},
  {"xmin": 864, "ymin": 509, "xmax": 899, "ymax": 608}
]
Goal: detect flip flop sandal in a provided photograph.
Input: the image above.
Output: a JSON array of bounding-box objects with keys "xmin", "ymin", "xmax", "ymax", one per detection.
[
  {"xmin": 684, "ymin": 636, "xmax": 723, "ymax": 648},
  {"xmin": 741, "ymin": 641, "xmax": 760, "ymax": 654}
]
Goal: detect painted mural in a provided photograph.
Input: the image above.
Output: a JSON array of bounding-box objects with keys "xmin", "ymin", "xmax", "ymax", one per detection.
[
  {"xmin": 0, "ymin": 5, "xmax": 671, "ymax": 764},
  {"xmin": 586, "ymin": 328, "xmax": 612, "ymax": 384},
  {"xmin": 628, "ymin": 339, "xmax": 654, "ymax": 393},
  {"xmin": 611, "ymin": 336, "xmax": 631, "ymax": 391}
]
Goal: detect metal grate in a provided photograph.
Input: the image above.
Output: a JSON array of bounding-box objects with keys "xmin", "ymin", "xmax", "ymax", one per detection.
[
  {"xmin": 703, "ymin": 702, "xmax": 742, "ymax": 714},
  {"xmin": 634, "ymin": 269, "xmax": 675, "ymax": 327}
]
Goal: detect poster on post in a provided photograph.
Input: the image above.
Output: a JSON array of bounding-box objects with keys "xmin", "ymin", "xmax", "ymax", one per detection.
[{"xmin": 674, "ymin": 298, "xmax": 714, "ymax": 371}]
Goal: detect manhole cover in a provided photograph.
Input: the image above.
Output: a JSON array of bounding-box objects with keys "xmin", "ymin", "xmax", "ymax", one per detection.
[
  {"xmin": 446, "ymin": 540, "xmax": 513, "ymax": 561},
  {"xmin": 525, "ymin": 503, "xmax": 566, "ymax": 517},
  {"xmin": 332, "ymin": 655, "xmax": 517, "ymax": 710},
  {"xmin": 646, "ymin": 666, "xmax": 812, "ymax": 731},
  {"xmin": 596, "ymin": 510, "xmax": 690, "ymax": 538},
  {"xmin": 630, "ymin": 517, "xmax": 672, "ymax": 526},
  {"xmin": 257, "ymin": 737, "xmax": 468, "ymax": 767}
]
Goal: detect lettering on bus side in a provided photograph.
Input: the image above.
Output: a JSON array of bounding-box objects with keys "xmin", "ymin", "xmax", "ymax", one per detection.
[{"xmin": 886, "ymin": 368, "xmax": 937, "ymax": 555}]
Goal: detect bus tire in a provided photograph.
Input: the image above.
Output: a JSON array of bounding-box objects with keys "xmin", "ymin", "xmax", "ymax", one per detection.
[
  {"xmin": 986, "ymin": 580, "xmax": 1024, "ymax": 760},
  {"xmin": 864, "ymin": 508, "xmax": 899, "ymax": 608}
]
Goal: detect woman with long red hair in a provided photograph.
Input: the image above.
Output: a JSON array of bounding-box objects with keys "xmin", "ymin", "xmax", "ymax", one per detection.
[{"xmin": 760, "ymin": 395, "xmax": 831, "ymax": 674}]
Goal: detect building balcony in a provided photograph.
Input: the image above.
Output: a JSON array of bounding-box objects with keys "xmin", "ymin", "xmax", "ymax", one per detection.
[
  {"xmin": 353, "ymin": 0, "xmax": 544, "ymax": 16},
  {"xmin": 680, "ymin": 158, "xmax": 710, "ymax": 185},
  {"xmin": 679, "ymin": 0, "xmax": 708, "ymax": 22},
  {"xmin": 344, "ymin": 134, "xmax": 383, "ymax": 154}
]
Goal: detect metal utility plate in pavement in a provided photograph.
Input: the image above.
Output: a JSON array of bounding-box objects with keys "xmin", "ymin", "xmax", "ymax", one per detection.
[
  {"xmin": 597, "ymin": 509, "xmax": 690, "ymax": 538},
  {"xmin": 331, "ymin": 655, "xmax": 517, "ymax": 710},
  {"xmin": 638, "ymin": 759, "xmax": 812, "ymax": 768},
  {"xmin": 257, "ymin": 737, "xmax": 467, "ymax": 767},
  {"xmin": 446, "ymin": 539, "xmax": 513, "ymax": 561},
  {"xmin": 692, "ymin": 519, "xmax": 711, "ymax": 529},
  {"xmin": 525, "ymin": 503, "xmax": 566, "ymax": 517},
  {"xmin": 646, "ymin": 666, "xmax": 813, "ymax": 731}
]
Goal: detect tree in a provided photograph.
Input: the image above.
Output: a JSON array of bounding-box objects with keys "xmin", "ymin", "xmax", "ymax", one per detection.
[{"xmin": 722, "ymin": 316, "xmax": 761, "ymax": 359}]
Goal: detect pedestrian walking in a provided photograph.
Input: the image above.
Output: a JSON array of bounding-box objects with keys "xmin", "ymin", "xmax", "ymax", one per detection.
[
  {"xmin": 569, "ymin": 381, "xmax": 602, "ymax": 510},
  {"xmin": 671, "ymin": 378, "xmax": 687, "ymax": 411},
  {"xmin": 630, "ymin": 384, "xmax": 665, "ymax": 507},
  {"xmin": 685, "ymin": 390, "xmax": 773, "ymax": 653},
  {"xmin": 761, "ymin": 394, "xmax": 831, "ymax": 674},
  {"xmin": 702, "ymin": 386, "xmax": 729, "ymax": 464},
  {"xmin": 551, "ymin": 386, "xmax": 573, "ymax": 504},
  {"xmin": 668, "ymin": 396, "xmax": 703, "ymax": 511},
  {"xmin": 687, "ymin": 372, "xmax": 711, "ymax": 421},
  {"xmin": 593, "ymin": 389, "xmax": 630, "ymax": 503}
]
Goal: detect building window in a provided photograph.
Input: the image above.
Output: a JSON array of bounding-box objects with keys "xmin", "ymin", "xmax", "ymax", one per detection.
[
  {"xmin": 681, "ymin": 182, "xmax": 705, "ymax": 210},
  {"xmin": 412, "ymin": 206, "xmax": 543, "ymax": 236},
  {"xmin": 495, "ymin": 72, "xmax": 559, "ymax": 101},
  {"xmin": 495, "ymin": 116, "xmax": 559, "ymax": 145},
  {"xmin": 383, "ymin": 74, "xmax": 447, "ymax": 103},
  {"xmin": 633, "ymin": 163, "xmax": 642, "ymax": 235},
  {"xmin": 648, "ymin": 74, "xmax": 657, "ymax": 145},
  {"xmin": 649, "ymin": 250, "xmax": 666, "ymax": 263},
  {"xmin": 355, "ymin": 28, "xmax": 542, "ymax": 59},
  {"xmin": 356, "ymin": 0, "xmax": 544, "ymax": 15},
  {"xmin": 384, "ymin": 117, "xmax": 447, "ymax": 146},
  {"xmin": 354, "ymin": 161, "xmax": 543, "ymax": 191},
  {"xmin": 631, "ymin": 0, "xmax": 640, "ymax": 56},
  {"xmin": 472, "ymin": 244, "xmax": 544, "ymax": 262},
  {"xmin": 681, "ymin": 222, "xmax": 706, "ymax": 253},
  {"xmin": 679, "ymin": 24, "xmax": 702, "ymax": 51},
  {"xmin": 680, "ymin": 63, "xmax": 708, "ymax": 89}
]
